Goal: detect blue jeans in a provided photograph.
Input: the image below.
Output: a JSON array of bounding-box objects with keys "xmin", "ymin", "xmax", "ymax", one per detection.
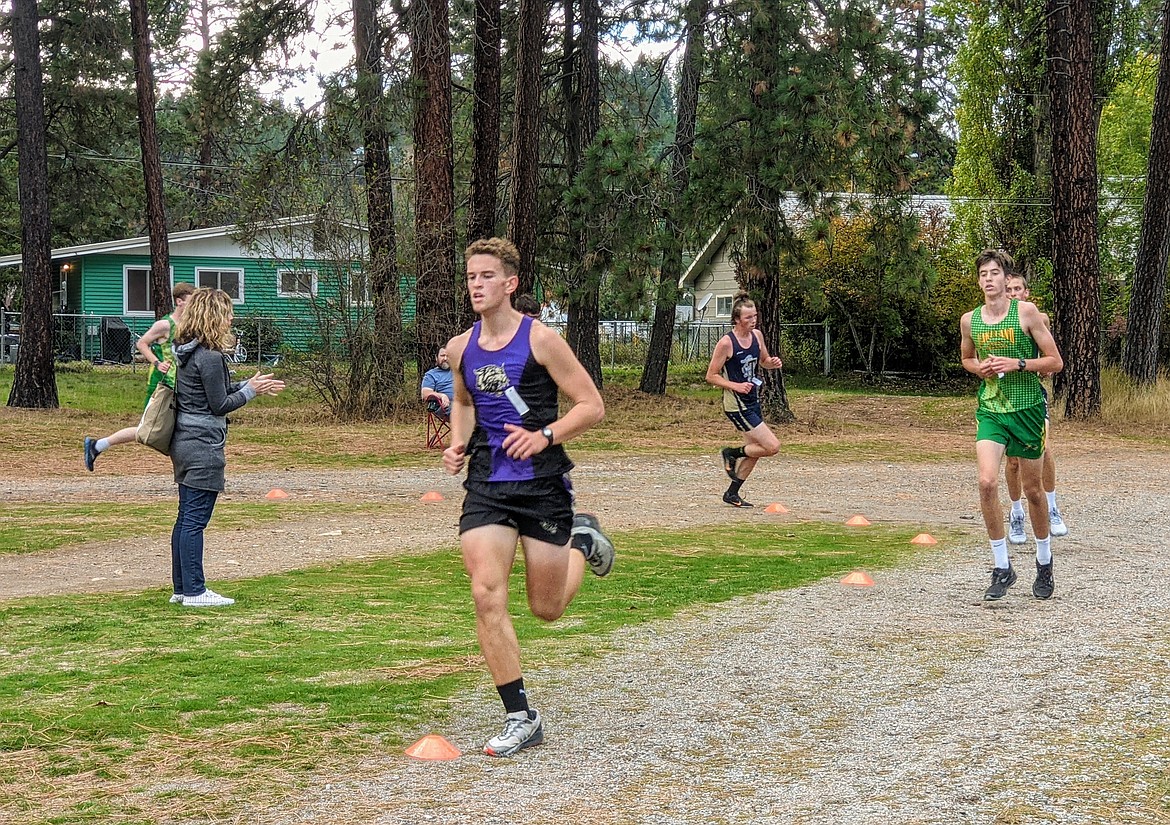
[{"xmin": 171, "ymin": 484, "xmax": 219, "ymax": 597}]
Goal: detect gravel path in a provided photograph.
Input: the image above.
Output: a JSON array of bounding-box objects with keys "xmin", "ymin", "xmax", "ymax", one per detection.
[{"xmin": 6, "ymin": 444, "xmax": 1169, "ymax": 823}]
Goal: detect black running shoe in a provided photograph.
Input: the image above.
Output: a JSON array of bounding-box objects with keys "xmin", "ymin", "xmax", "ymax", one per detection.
[
  {"xmin": 571, "ymin": 512, "xmax": 615, "ymax": 577},
  {"xmin": 83, "ymin": 436, "xmax": 99, "ymax": 472},
  {"xmin": 722, "ymin": 491, "xmax": 753, "ymax": 508},
  {"xmin": 984, "ymin": 565, "xmax": 1017, "ymax": 601},
  {"xmin": 1032, "ymin": 560, "xmax": 1054, "ymax": 599},
  {"xmin": 720, "ymin": 447, "xmax": 741, "ymax": 481}
]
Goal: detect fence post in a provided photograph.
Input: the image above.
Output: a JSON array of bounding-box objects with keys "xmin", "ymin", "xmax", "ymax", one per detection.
[{"xmin": 823, "ymin": 320, "xmax": 831, "ymax": 376}]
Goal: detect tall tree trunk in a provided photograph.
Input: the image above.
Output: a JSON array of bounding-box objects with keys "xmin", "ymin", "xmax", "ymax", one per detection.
[
  {"xmin": 507, "ymin": 0, "xmax": 547, "ymax": 296},
  {"xmin": 354, "ymin": 0, "xmax": 403, "ymax": 408},
  {"xmin": 1047, "ymin": 0, "xmax": 1101, "ymax": 418},
  {"xmin": 7, "ymin": 0, "xmax": 58, "ymax": 409},
  {"xmin": 640, "ymin": 0, "xmax": 709, "ymax": 395},
  {"xmin": 412, "ymin": 0, "xmax": 459, "ymax": 370},
  {"xmin": 129, "ymin": 0, "xmax": 173, "ymax": 318},
  {"xmin": 565, "ymin": 0, "xmax": 602, "ymax": 385},
  {"xmin": 464, "ymin": 0, "xmax": 502, "ymax": 328},
  {"xmin": 737, "ymin": 7, "xmax": 792, "ymax": 422},
  {"xmin": 1123, "ymin": 0, "xmax": 1170, "ymax": 385}
]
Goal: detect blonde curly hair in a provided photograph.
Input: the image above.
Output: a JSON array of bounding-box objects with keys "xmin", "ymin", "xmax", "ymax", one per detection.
[{"xmin": 175, "ymin": 288, "xmax": 235, "ymax": 351}]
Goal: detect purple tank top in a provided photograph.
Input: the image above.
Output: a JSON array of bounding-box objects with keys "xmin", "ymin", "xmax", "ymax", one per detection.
[{"xmin": 460, "ymin": 315, "xmax": 572, "ymax": 482}]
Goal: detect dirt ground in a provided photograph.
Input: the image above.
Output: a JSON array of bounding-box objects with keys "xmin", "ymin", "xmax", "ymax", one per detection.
[{"xmin": 0, "ymin": 405, "xmax": 1158, "ymax": 600}]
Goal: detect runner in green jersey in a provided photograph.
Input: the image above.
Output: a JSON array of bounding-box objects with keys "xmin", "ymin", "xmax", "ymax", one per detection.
[
  {"xmin": 83, "ymin": 282, "xmax": 195, "ymax": 471},
  {"xmin": 1003, "ymin": 273, "xmax": 1068, "ymax": 542},
  {"xmin": 960, "ymin": 250, "xmax": 1063, "ymax": 602}
]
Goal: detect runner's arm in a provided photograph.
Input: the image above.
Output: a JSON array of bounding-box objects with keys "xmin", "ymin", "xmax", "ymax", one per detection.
[
  {"xmin": 528, "ymin": 324, "xmax": 604, "ymax": 446},
  {"xmin": 959, "ymin": 311, "xmax": 992, "ymax": 378},
  {"xmin": 135, "ymin": 318, "xmax": 172, "ymax": 368},
  {"xmin": 442, "ymin": 333, "xmax": 475, "ymax": 474},
  {"xmin": 705, "ymin": 337, "xmax": 751, "ymax": 393},
  {"xmin": 753, "ymin": 329, "xmax": 783, "ymax": 370},
  {"xmin": 1018, "ymin": 302, "xmax": 1063, "ymax": 376}
]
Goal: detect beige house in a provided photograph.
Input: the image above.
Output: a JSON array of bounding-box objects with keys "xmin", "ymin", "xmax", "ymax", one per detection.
[{"xmin": 679, "ymin": 194, "xmax": 952, "ymax": 322}]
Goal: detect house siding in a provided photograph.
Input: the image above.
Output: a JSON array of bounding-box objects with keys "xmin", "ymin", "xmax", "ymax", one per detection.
[{"xmin": 75, "ymin": 253, "xmax": 413, "ymax": 356}]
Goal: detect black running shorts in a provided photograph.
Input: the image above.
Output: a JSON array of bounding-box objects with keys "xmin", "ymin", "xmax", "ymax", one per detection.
[{"xmin": 459, "ymin": 475, "xmax": 575, "ymax": 545}]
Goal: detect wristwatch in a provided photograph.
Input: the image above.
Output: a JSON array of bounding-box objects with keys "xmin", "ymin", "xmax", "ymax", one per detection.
[
  {"xmin": 1017, "ymin": 359, "xmax": 1028, "ymax": 372},
  {"xmin": 541, "ymin": 426, "xmax": 555, "ymax": 445}
]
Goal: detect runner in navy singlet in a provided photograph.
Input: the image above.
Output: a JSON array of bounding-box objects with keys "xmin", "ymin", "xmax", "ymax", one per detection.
[
  {"xmin": 443, "ymin": 237, "xmax": 615, "ymax": 757},
  {"xmin": 705, "ymin": 291, "xmax": 784, "ymax": 507}
]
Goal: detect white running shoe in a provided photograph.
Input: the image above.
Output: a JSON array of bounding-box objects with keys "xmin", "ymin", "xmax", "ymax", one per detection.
[
  {"xmin": 1008, "ymin": 510, "xmax": 1027, "ymax": 544},
  {"xmin": 1049, "ymin": 507, "xmax": 1068, "ymax": 537},
  {"xmin": 483, "ymin": 710, "xmax": 543, "ymax": 757},
  {"xmin": 169, "ymin": 593, "xmax": 184, "ymax": 604},
  {"xmin": 571, "ymin": 513, "xmax": 615, "ymax": 577},
  {"xmin": 183, "ymin": 589, "xmax": 235, "ymax": 607}
]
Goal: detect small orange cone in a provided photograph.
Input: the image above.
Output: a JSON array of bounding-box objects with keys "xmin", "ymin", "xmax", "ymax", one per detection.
[
  {"xmin": 265, "ymin": 488, "xmax": 289, "ymax": 500},
  {"xmin": 840, "ymin": 570, "xmax": 875, "ymax": 587},
  {"xmin": 420, "ymin": 491, "xmax": 444, "ymax": 502},
  {"xmin": 910, "ymin": 532, "xmax": 938, "ymax": 545},
  {"xmin": 763, "ymin": 502, "xmax": 790, "ymax": 514},
  {"xmin": 845, "ymin": 514, "xmax": 871, "ymax": 526},
  {"xmin": 404, "ymin": 734, "xmax": 462, "ymax": 761}
]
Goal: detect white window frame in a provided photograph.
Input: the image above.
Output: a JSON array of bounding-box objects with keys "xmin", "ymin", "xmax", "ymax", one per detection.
[
  {"xmin": 195, "ymin": 267, "xmax": 245, "ymax": 303},
  {"xmin": 277, "ymin": 268, "xmax": 317, "ymax": 298},
  {"xmin": 345, "ymin": 268, "xmax": 371, "ymax": 306},
  {"xmin": 124, "ymin": 265, "xmax": 176, "ymax": 316},
  {"xmin": 716, "ymin": 295, "xmax": 734, "ymax": 317}
]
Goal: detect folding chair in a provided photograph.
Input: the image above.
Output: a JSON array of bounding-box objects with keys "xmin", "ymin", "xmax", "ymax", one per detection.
[{"xmin": 425, "ymin": 407, "xmax": 450, "ymax": 450}]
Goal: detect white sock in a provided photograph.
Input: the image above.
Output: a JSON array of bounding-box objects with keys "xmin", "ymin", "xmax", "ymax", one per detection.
[
  {"xmin": 990, "ymin": 538, "xmax": 1010, "ymax": 569},
  {"xmin": 1010, "ymin": 499, "xmax": 1025, "ymax": 516},
  {"xmin": 95, "ymin": 438, "xmax": 111, "ymax": 453},
  {"xmin": 1046, "ymin": 491, "xmax": 1057, "ymax": 510},
  {"xmin": 1036, "ymin": 537, "xmax": 1052, "ymax": 565}
]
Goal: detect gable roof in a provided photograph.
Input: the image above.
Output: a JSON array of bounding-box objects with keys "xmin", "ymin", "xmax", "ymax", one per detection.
[
  {"xmin": 0, "ymin": 215, "xmax": 361, "ymax": 268},
  {"xmin": 679, "ymin": 193, "xmax": 952, "ymax": 290}
]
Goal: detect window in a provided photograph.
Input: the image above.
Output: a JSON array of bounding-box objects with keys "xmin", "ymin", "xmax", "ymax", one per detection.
[
  {"xmin": 196, "ymin": 268, "xmax": 243, "ymax": 302},
  {"xmin": 716, "ymin": 295, "xmax": 734, "ymax": 317},
  {"xmin": 278, "ymin": 269, "xmax": 316, "ymax": 298},
  {"xmin": 124, "ymin": 266, "xmax": 174, "ymax": 315}
]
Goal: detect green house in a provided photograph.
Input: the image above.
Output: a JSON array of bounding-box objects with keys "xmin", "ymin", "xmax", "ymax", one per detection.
[{"xmin": 0, "ymin": 217, "xmax": 411, "ymax": 362}]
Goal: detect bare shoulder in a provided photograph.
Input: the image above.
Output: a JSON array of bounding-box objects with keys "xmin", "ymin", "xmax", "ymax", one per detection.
[
  {"xmin": 446, "ymin": 329, "xmax": 472, "ymax": 367},
  {"xmin": 959, "ymin": 309, "xmax": 974, "ymax": 328},
  {"xmin": 530, "ymin": 320, "xmax": 574, "ymax": 361}
]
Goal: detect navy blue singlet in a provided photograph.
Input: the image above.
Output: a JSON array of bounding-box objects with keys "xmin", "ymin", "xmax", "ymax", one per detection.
[{"xmin": 721, "ymin": 331, "xmax": 760, "ymax": 413}]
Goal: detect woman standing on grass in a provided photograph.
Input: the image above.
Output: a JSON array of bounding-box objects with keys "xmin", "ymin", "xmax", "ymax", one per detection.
[{"xmin": 169, "ymin": 289, "xmax": 284, "ymax": 607}]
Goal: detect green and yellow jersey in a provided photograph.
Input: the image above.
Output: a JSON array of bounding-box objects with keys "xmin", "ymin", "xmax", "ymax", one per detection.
[{"xmin": 969, "ymin": 300, "xmax": 1044, "ymax": 414}]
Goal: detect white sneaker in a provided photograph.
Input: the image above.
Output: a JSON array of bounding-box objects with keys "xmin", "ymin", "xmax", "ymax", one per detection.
[
  {"xmin": 168, "ymin": 593, "xmax": 184, "ymax": 604},
  {"xmin": 483, "ymin": 710, "xmax": 543, "ymax": 757},
  {"xmin": 183, "ymin": 589, "xmax": 235, "ymax": 607},
  {"xmin": 1008, "ymin": 510, "xmax": 1027, "ymax": 544},
  {"xmin": 1049, "ymin": 507, "xmax": 1069, "ymax": 537}
]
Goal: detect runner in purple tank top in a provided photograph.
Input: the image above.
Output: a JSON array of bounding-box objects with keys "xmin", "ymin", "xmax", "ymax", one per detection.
[{"xmin": 443, "ymin": 237, "xmax": 615, "ymax": 757}]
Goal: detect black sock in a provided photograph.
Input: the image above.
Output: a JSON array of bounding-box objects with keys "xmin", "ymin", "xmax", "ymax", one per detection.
[
  {"xmin": 497, "ymin": 677, "xmax": 529, "ymax": 715},
  {"xmin": 727, "ymin": 478, "xmax": 744, "ymax": 497}
]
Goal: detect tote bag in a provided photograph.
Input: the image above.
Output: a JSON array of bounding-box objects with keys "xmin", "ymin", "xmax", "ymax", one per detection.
[{"xmin": 136, "ymin": 382, "xmax": 176, "ymax": 455}]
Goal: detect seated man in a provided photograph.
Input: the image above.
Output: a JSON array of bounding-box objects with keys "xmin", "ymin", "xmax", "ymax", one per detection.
[{"xmin": 421, "ymin": 346, "xmax": 454, "ymax": 420}]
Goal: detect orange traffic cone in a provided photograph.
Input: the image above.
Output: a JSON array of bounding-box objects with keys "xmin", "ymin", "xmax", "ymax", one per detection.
[
  {"xmin": 910, "ymin": 533, "xmax": 938, "ymax": 545},
  {"xmin": 845, "ymin": 514, "xmax": 871, "ymax": 526},
  {"xmin": 840, "ymin": 570, "xmax": 875, "ymax": 587},
  {"xmin": 420, "ymin": 491, "xmax": 444, "ymax": 502},
  {"xmin": 763, "ymin": 502, "xmax": 790, "ymax": 514},
  {"xmin": 265, "ymin": 488, "xmax": 289, "ymax": 500},
  {"xmin": 404, "ymin": 734, "xmax": 462, "ymax": 761}
]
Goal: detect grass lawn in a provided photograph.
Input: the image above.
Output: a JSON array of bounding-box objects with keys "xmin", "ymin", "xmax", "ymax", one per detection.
[{"xmin": 0, "ymin": 521, "xmax": 932, "ymax": 824}]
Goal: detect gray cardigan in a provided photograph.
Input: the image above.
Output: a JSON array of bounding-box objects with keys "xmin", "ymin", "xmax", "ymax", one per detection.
[{"xmin": 171, "ymin": 340, "xmax": 256, "ymax": 492}]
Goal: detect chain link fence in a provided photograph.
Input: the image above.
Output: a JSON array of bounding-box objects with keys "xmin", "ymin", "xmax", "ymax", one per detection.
[{"xmin": 0, "ymin": 311, "xmax": 832, "ymax": 375}]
